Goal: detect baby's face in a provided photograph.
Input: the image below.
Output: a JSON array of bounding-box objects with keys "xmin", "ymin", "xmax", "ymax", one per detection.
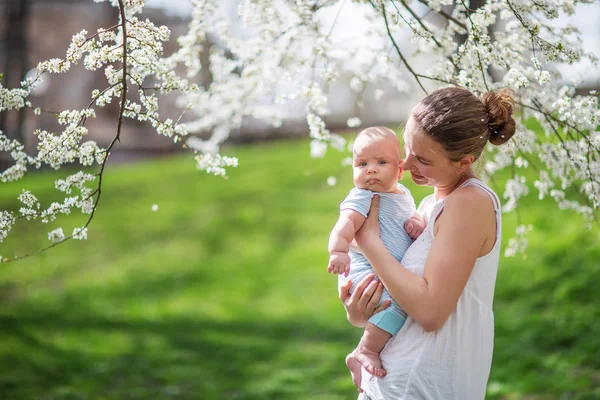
[{"xmin": 352, "ymin": 136, "xmax": 402, "ymax": 193}]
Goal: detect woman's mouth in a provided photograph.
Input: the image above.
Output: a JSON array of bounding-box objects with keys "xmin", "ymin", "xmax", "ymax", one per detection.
[{"xmin": 410, "ymin": 171, "xmax": 424, "ymax": 180}]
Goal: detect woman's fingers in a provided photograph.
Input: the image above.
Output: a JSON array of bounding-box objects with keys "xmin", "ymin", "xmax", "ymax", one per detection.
[
  {"xmin": 366, "ymin": 281, "xmax": 384, "ymax": 311},
  {"xmin": 373, "ymin": 300, "xmax": 392, "ymax": 314},
  {"xmin": 356, "ymin": 196, "xmax": 381, "ymax": 248},
  {"xmin": 349, "ymin": 274, "xmax": 374, "ymax": 304},
  {"xmin": 367, "ymin": 195, "xmax": 380, "ymax": 221},
  {"xmin": 358, "ymin": 279, "xmax": 380, "ymax": 309},
  {"xmin": 339, "ymin": 279, "xmax": 352, "ymax": 303}
]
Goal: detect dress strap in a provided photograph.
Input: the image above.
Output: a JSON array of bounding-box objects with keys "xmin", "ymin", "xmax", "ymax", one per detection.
[
  {"xmin": 427, "ymin": 179, "xmax": 501, "ymax": 230},
  {"xmin": 459, "ymin": 179, "xmax": 501, "ymax": 213},
  {"xmin": 459, "ymin": 179, "xmax": 502, "ymax": 251}
]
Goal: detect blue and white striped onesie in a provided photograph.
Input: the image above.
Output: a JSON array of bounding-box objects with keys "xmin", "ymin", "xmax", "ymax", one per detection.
[{"xmin": 339, "ymin": 183, "xmax": 416, "ymax": 335}]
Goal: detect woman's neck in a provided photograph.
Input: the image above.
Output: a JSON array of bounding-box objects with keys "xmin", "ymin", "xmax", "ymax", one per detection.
[{"xmin": 434, "ymin": 171, "xmax": 477, "ymax": 200}]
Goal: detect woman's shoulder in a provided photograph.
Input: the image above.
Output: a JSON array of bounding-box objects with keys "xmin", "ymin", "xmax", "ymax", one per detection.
[
  {"xmin": 450, "ymin": 179, "xmax": 499, "ymax": 210},
  {"xmin": 442, "ymin": 181, "xmax": 499, "ymax": 227}
]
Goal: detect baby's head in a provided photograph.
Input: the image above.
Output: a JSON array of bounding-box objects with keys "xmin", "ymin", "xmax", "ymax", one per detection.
[{"xmin": 352, "ymin": 126, "xmax": 403, "ymax": 193}]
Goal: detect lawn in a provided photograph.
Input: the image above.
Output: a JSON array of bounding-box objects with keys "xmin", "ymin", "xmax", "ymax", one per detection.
[{"xmin": 0, "ymin": 137, "xmax": 599, "ymax": 399}]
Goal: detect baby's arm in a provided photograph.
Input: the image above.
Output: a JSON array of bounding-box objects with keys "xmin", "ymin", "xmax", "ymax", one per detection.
[
  {"xmin": 404, "ymin": 212, "xmax": 426, "ymax": 240},
  {"xmin": 328, "ymin": 210, "xmax": 367, "ymax": 277}
]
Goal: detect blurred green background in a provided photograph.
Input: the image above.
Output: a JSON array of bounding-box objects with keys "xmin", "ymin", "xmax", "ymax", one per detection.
[{"xmin": 0, "ymin": 137, "xmax": 599, "ymax": 399}]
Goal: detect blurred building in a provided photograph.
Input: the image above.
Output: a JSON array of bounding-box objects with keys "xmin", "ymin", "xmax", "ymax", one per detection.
[{"xmin": 0, "ymin": 0, "xmax": 205, "ymax": 163}]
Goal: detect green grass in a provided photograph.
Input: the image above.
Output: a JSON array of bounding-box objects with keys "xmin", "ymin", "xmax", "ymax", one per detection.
[{"xmin": 0, "ymin": 138, "xmax": 599, "ymax": 399}]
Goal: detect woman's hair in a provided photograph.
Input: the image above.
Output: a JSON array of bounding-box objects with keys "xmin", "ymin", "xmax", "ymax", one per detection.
[{"xmin": 410, "ymin": 87, "xmax": 515, "ymax": 162}]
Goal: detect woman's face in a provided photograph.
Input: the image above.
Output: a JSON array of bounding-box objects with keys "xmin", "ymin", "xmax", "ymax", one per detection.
[{"xmin": 402, "ymin": 116, "xmax": 462, "ymax": 187}]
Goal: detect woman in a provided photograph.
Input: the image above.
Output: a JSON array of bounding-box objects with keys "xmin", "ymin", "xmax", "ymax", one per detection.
[{"xmin": 339, "ymin": 87, "xmax": 514, "ymax": 399}]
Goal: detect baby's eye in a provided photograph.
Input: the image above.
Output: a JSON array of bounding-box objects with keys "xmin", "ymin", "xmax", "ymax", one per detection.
[
  {"xmin": 359, "ymin": 162, "xmax": 367, "ymax": 167},
  {"xmin": 378, "ymin": 160, "xmax": 386, "ymax": 165}
]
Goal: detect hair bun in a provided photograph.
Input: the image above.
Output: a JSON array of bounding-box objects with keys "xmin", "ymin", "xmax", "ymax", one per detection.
[{"xmin": 482, "ymin": 89, "xmax": 516, "ymax": 146}]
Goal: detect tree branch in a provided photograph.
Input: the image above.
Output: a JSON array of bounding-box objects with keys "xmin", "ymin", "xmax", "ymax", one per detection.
[
  {"xmin": 370, "ymin": 0, "xmax": 428, "ymax": 94},
  {"xmin": 416, "ymin": 0, "xmax": 468, "ymax": 30},
  {"xmin": 6, "ymin": 0, "xmax": 130, "ymax": 263}
]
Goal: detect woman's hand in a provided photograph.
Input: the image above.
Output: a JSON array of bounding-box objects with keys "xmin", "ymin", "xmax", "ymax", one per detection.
[
  {"xmin": 355, "ymin": 195, "xmax": 382, "ymax": 252},
  {"xmin": 340, "ymin": 273, "xmax": 391, "ymax": 327}
]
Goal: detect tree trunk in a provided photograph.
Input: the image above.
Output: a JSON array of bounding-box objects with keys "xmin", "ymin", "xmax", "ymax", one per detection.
[{"xmin": 0, "ymin": 0, "xmax": 29, "ymax": 146}]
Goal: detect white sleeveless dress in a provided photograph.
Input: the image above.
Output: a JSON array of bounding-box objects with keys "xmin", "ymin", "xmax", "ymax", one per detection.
[{"xmin": 359, "ymin": 178, "xmax": 502, "ymax": 400}]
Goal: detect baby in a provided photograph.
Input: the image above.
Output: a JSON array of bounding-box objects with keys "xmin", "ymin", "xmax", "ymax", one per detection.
[{"xmin": 328, "ymin": 126, "xmax": 425, "ymax": 386}]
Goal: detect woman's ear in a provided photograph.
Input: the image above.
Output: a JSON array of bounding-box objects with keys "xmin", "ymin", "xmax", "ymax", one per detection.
[{"xmin": 456, "ymin": 155, "xmax": 475, "ymax": 174}]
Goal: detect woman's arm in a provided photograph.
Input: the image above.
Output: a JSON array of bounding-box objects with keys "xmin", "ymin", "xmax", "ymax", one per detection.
[{"xmin": 356, "ymin": 187, "xmax": 495, "ymax": 331}]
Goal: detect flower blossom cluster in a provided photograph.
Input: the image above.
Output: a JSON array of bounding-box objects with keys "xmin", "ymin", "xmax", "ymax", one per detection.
[{"xmin": 1, "ymin": 0, "xmax": 599, "ymax": 260}]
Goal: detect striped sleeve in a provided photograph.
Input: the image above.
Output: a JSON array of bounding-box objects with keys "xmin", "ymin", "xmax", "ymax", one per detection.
[
  {"xmin": 340, "ymin": 188, "xmax": 374, "ymax": 218},
  {"xmin": 397, "ymin": 183, "xmax": 411, "ymax": 195}
]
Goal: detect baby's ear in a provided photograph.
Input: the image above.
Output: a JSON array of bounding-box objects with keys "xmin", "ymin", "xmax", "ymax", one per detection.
[{"xmin": 398, "ymin": 161, "xmax": 404, "ymax": 179}]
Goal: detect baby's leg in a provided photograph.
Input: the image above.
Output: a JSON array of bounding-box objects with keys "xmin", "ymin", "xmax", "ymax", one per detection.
[
  {"xmin": 346, "ymin": 323, "xmax": 391, "ymax": 389},
  {"xmin": 345, "ymin": 353, "xmax": 364, "ymax": 392},
  {"xmin": 354, "ymin": 323, "xmax": 391, "ymax": 376}
]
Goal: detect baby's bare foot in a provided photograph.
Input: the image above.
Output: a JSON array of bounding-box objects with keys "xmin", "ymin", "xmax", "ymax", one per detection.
[
  {"xmin": 345, "ymin": 352, "xmax": 363, "ymax": 392},
  {"xmin": 354, "ymin": 346, "xmax": 386, "ymax": 377}
]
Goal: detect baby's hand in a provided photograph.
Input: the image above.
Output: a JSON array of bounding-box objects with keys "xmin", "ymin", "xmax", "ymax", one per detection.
[
  {"xmin": 405, "ymin": 213, "xmax": 426, "ymax": 240},
  {"xmin": 328, "ymin": 252, "xmax": 351, "ymax": 277}
]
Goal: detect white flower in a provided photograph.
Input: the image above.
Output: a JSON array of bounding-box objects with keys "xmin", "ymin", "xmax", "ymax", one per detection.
[
  {"xmin": 349, "ymin": 77, "xmax": 364, "ymax": 93},
  {"xmin": 19, "ymin": 190, "xmax": 40, "ymax": 209},
  {"xmin": 347, "ymin": 117, "xmax": 362, "ymax": 128},
  {"xmin": 310, "ymin": 139, "xmax": 327, "ymax": 159},
  {"xmin": 48, "ymin": 228, "xmax": 65, "ymax": 243},
  {"xmin": 72, "ymin": 227, "xmax": 88, "ymax": 240},
  {"xmin": 341, "ymin": 157, "xmax": 353, "ymax": 167},
  {"xmin": 195, "ymin": 153, "xmax": 238, "ymax": 177},
  {"xmin": 329, "ymin": 134, "xmax": 347, "ymax": 152},
  {"xmin": 504, "ymin": 225, "xmax": 533, "ymax": 258},
  {"xmin": 327, "ymin": 176, "xmax": 337, "ymax": 187},
  {"xmin": 0, "ymin": 211, "xmax": 16, "ymax": 243},
  {"xmin": 503, "ymin": 175, "xmax": 529, "ymax": 213},
  {"xmin": 152, "ymin": 204, "xmax": 159, "ymax": 212}
]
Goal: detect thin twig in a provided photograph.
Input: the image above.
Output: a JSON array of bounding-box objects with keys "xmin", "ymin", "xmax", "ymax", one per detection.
[
  {"xmin": 394, "ymin": 0, "xmax": 460, "ymax": 74},
  {"xmin": 370, "ymin": 0, "xmax": 428, "ymax": 94},
  {"xmin": 416, "ymin": 0, "xmax": 468, "ymax": 30},
  {"xmin": 6, "ymin": 0, "xmax": 130, "ymax": 263},
  {"xmin": 532, "ymin": 98, "xmax": 599, "ymax": 219},
  {"xmin": 459, "ymin": 0, "xmax": 489, "ymax": 92}
]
